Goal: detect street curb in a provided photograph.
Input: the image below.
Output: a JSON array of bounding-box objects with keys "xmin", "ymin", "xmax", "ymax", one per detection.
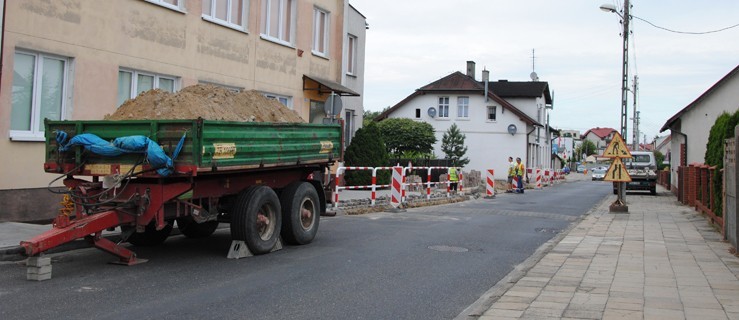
[{"xmin": 453, "ymin": 194, "xmax": 614, "ymax": 320}]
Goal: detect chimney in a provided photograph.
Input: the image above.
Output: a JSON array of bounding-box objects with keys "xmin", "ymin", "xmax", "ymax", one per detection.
[
  {"xmin": 482, "ymin": 68, "xmax": 490, "ymax": 102},
  {"xmin": 466, "ymin": 61, "xmax": 475, "ymax": 79}
]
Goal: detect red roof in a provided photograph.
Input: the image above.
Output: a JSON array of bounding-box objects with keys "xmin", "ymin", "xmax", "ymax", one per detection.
[{"xmin": 582, "ymin": 127, "xmax": 618, "ymax": 139}]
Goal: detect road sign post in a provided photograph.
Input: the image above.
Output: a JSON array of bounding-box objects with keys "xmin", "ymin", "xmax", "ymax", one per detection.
[{"xmin": 602, "ymin": 132, "xmax": 632, "ymax": 213}]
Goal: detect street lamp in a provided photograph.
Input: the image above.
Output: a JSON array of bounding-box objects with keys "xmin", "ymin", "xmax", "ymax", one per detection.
[{"xmin": 601, "ymin": 0, "xmax": 630, "ymax": 212}]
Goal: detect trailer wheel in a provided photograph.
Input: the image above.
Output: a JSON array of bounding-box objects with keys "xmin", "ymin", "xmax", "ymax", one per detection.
[
  {"xmin": 280, "ymin": 182, "xmax": 320, "ymax": 245},
  {"xmin": 177, "ymin": 218, "xmax": 219, "ymax": 238},
  {"xmin": 123, "ymin": 221, "xmax": 173, "ymax": 246},
  {"xmin": 231, "ymin": 186, "xmax": 282, "ymax": 255}
]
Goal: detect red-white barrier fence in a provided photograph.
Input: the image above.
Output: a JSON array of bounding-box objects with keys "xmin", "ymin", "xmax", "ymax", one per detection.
[{"xmin": 334, "ymin": 165, "xmax": 463, "ymax": 208}]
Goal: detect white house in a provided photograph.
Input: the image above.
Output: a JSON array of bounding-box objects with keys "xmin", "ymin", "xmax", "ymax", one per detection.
[
  {"xmin": 581, "ymin": 127, "xmax": 618, "ymax": 156},
  {"xmin": 376, "ymin": 61, "xmax": 552, "ymax": 180},
  {"xmin": 660, "ymin": 64, "xmax": 739, "ymax": 193}
]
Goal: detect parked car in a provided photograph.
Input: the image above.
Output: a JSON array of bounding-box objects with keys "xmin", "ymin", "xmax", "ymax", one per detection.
[
  {"xmin": 613, "ymin": 151, "xmax": 658, "ymax": 195},
  {"xmin": 577, "ymin": 165, "xmax": 586, "ymax": 173},
  {"xmin": 591, "ymin": 168, "xmax": 606, "ymax": 181}
]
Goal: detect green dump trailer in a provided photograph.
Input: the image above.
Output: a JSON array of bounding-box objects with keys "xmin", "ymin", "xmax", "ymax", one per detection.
[{"xmin": 21, "ymin": 118, "xmax": 342, "ymax": 269}]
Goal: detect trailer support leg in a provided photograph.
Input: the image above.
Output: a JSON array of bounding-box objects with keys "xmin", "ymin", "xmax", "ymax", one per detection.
[{"xmin": 87, "ymin": 233, "xmax": 147, "ymax": 266}]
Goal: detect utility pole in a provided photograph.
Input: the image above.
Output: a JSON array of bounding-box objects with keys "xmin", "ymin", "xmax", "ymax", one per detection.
[
  {"xmin": 635, "ymin": 111, "xmax": 640, "ymax": 150},
  {"xmin": 631, "ymin": 75, "xmax": 638, "ymax": 150},
  {"xmin": 620, "ymin": 0, "xmax": 630, "ymax": 145}
]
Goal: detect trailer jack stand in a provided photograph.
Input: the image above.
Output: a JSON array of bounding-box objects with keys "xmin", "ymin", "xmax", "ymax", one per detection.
[{"xmin": 87, "ymin": 234, "xmax": 147, "ymax": 266}]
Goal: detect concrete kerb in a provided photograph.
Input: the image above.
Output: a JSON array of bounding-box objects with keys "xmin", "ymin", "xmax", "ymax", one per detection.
[{"xmin": 453, "ymin": 192, "xmax": 615, "ymax": 320}]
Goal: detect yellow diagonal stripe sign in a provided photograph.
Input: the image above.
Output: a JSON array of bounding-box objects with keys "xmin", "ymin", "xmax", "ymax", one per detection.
[
  {"xmin": 602, "ymin": 132, "xmax": 632, "ymax": 158},
  {"xmin": 604, "ymin": 157, "xmax": 632, "ymax": 182}
]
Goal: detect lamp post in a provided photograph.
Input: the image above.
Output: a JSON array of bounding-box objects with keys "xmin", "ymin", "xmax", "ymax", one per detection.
[{"xmin": 600, "ymin": 0, "xmax": 630, "ymax": 211}]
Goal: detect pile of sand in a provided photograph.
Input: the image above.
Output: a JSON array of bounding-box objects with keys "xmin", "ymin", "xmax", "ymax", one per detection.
[{"xmin": 105, "ymin": 84, "xmax": 305, "ymax": 123}]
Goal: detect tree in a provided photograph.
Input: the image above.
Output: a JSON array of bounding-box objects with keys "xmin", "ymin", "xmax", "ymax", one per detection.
[
  {"xmin": 441, "ymin": 123, "xmax": 469, "ymax": 167},
  {"xmin": 575, "ymin": 140, "xmax": 597, "ymax": 161},
  {"xmin": 343, "ymin": 122, "xmax": 390, "ymax": 186},
  {"xmin": 362, "ymin": 109, "xmax": 383, "ymax": 127},
  {"xmin": 654, "ymin": 150, "xmax": 666, "ymax": 170},
  {"xmin": 376, "ymin": 118, "xmax": 436, "ymax": 158}
]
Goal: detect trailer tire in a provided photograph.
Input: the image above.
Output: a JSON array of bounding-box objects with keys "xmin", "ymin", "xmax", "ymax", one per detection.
[
  {"xmin": 231, "ymin": 186, "xmax": 282, "ymax": 255},
  {"xmin": 280, "ymin": 182, "xmax": 320, "ymax": 245},
  {"xmin": 123, "ymin": 221, "xmax": 173, "ymax": 246},
  {"xmin": 177, "ymin": 218, "xmax": 219, "ymax": 238}
]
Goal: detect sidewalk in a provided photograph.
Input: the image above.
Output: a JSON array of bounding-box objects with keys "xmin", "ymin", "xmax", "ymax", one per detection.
[{"xmin": 463, "ymin": 186, "xmax": 739, "ymax": 320}]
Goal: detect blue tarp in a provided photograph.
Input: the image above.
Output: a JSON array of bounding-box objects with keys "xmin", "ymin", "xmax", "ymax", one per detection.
[{"xmin": 56, "ymin": 131, "xmax": 186, "ymax": 176}]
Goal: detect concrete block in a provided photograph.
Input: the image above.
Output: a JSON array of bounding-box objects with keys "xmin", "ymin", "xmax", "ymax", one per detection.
[
  {"xmin": 27, "ymin": 265, "xmax": 52, "ymax": 275},
  {"xmin": 27, "ymin": 272, "xmax": 52, "ymax": 281},
  {"xmin": 26, "ymin": 256, "xmax": 51, "ymax": 267}
]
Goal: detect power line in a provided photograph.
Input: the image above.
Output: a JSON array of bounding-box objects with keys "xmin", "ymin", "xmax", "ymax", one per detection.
[{"xmin": 632, "ymin": 15, "xmax": 739, "ymax": 34}]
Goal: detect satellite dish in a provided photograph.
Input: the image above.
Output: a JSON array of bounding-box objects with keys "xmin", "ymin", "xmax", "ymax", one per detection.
[
  {"xmin": 530, "ymin": 72, "xmax": 539, "ymax": 81},
  {"xmin": 325, "ymin": 93, "xmax": 343, "ymax": 117},
  {"xmin": 507, "ymin": 124, "xmax": 517, "ymax": 135},
  {"xmin": 427, "ymin": 107, "xmax": 437, "ymax": 118}
]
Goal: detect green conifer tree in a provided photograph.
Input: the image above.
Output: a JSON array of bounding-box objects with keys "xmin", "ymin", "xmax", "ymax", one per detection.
[{"xmin": 441, "ymin": 123, "xmax": 469, "ymax": 167}]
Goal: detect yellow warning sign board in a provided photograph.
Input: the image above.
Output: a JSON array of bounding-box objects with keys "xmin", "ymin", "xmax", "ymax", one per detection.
[
  {"xmin": 602, "ymin": 132, "xmax": 632, "ymax": 158},
  {"xmin": 604, "ymin": 157, "xmax": 632, "ymax": 182}
]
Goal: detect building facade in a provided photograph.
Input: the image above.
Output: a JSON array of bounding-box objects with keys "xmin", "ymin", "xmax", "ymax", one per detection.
[
  {"xmin": 660, "ymin": 65, "xmax": 739, "ymax": 193},
  {"xmin": 376, "ymin": 61, "xmax": 552, "ymax": 180},
  {"xmin": 0, "ymin": 0, "xmax": 366, "ymax": 222}
]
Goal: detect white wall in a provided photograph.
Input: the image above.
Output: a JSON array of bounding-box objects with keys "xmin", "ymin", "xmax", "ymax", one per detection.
[
  {"xmin": 668, "ymin": 71, "xmax": 739, "ymax": 189},
  {"xmin": 341, "ymin": 3, "xmax": 366, "ymax": 139},
  {"xmin": 386, "ymin": 93, "xmax": 528, "ymax": 180}
]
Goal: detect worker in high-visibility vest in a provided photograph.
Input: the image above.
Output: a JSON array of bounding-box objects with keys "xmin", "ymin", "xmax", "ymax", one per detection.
[
  {"xmin": 449, "ymin": 165, "xmax": 459, "ymax": 194},
  {"xmin": 507, "ymin": 156, "xmax": 515, "ymax": 193},
  {"xmin": 514, "ymin": 157, "xmax": 526, "ymax": 194}
]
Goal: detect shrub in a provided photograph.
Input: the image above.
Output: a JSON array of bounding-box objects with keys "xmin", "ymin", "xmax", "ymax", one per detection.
[
  {"xmin": 704, "ymin": 110, "xmax": 739, "ymax": 216},
  {"xmin": 343, "ymin": 122, "xmax": 390, "ymax": 186}
]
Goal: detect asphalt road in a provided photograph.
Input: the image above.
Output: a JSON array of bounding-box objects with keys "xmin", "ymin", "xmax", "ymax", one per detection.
[{"xmin": 0, "ymin": 179, "xmax": 611, "ymax": 320}]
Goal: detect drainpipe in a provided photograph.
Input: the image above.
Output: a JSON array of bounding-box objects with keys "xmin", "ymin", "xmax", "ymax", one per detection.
[{"xmin": 0, "ymin": 0, "xmax": 7, "ymax": 94}]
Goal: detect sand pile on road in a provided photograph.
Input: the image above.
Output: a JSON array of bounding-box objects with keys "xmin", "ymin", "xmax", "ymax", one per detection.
[{"xmin": 105, "ymin": 84, "xmax": 304, "ymax": 123}]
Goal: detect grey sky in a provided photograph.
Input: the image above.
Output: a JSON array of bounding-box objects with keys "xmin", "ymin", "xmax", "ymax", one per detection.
[{"xmin": 349, "ymin": 0, "xmax": 739, "ymax": 142}]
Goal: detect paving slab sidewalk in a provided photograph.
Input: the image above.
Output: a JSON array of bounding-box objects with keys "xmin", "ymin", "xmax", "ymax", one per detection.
[{"xmin": 460, "ymin": 185, "xmax": 739, "ymax": 320}]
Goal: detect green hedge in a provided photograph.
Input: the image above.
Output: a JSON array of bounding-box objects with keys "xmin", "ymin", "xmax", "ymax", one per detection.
[{"xmin": 704, "ymin": 110, "xmax": 739, "ymax": 216}]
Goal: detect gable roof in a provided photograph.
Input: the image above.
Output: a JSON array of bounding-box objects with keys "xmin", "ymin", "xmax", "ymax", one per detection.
[
  {"xmin": 582, "ymin": 127, "xmax": 617, "ymax": 139},
  {"xmin": 660, "ymin": 64, "xmax": 739, "ymax": 132},
  {"xmin": 489, "ymin": 80, "xmax": 553, "ymax": 105},
  {"xmin": 376, "ymin": 71, "xmax": 541, "ymax": 126}
]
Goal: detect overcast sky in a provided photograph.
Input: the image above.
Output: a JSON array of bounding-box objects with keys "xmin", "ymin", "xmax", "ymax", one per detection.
[{"xmin": 349, "ymin": 0, "xmax": 739, "ymax": 142}]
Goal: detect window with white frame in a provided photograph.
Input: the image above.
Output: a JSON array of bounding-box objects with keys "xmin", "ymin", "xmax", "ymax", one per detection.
[
  {"xmin": 487, "ymin": 106, "xmax": 497, "ymax": 121},
  {"xmin": 312, "ymin": 7, "xmax": 329, "ymax": 57},
  {"xmin": 202, "ymin": 0, "xmax": 248, "ymax": 31},
  {"xmin": 344, "ymin": 109, "xmax": 355, "ymax": 147},
  {"xmin": 261, "ymin": 0, "xmax": 295, "ymax": 45},
  {"xmin": 262, "ymin": 92, "xmax": 292, "ymax": 109},
  {"xmin": 438, "ymin": 97, "xmax": 449, "ymax": 118},
  {"xmin": 146, "ymin": 0, "xmax": 184, "ymax": 11},
  {"xmin": 10, "ymin": 51, "xmax": 69, "ymax": 141},
  {"xmin": 457, "ymin": 96, "xmax": 469, "ymax": 118},
  {"xmin": 347, "ymin": 34, "xmax": 357, "ymax": 75},
  {"xmin": 117, "ymin": 69, "xmax": 177, "ymax": 107}
]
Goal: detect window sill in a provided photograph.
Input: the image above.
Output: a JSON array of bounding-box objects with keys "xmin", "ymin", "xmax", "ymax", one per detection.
[
  {"xmin": 486, "ymin": 120, "xmax": 498, "ymax": 123},
  {"xmin": 260, "ymin": 35, "xmax": 295, "ymax": 49},
  {"xmin": 346, "ymin": 73, "xmax": 357, "ymax": 78},
  {"xmin": 311, "ymin": 51, "xmax": 330, "ymax": 60},
  {"xmin": 144, "ymin": 0, "xmax": 187, "ymax": 14},
  {"xmin": 456, "ymin": 118, "xmax": 470, "ymax": 121},
  {"xmin": 436, "ymin": 117, "xmax": 451, "ymax": 121},
  {"xmin": 201, "ymin": 16, "xmax": 248, "ymax": 34},
  {"xmin": 9, "ymin": 134, "xmax": 45, "ymax": 142}
]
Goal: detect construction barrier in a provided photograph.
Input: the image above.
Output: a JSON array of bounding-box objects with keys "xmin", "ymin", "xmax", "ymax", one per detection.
[
  {"xmin": 536, "ymin": 168, "xmax": 542, "ymax": 189},
  {"xmin": 486, "ymin": 169, "xmax": 495, "ymax": 197},
  {"xmin": 334, "ymin": 166, "xmax": 393, "ymax": 208},
  {"xmin": 390, "ymin": 166, "xmax": 403, "ymax": 208},
  {"xmin": 333, "ymin": 164, "xmax": 462, "ymax": 208}
]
